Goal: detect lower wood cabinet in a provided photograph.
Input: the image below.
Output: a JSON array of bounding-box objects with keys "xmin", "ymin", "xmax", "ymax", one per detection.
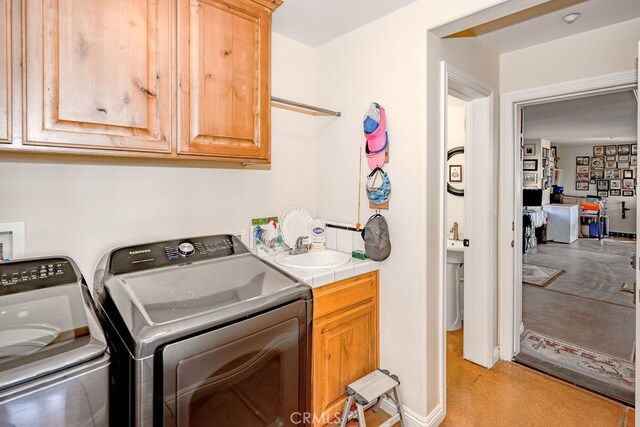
[{"xmin": 311, "ymin": 271, "xmax": 379, "ymax": 426}]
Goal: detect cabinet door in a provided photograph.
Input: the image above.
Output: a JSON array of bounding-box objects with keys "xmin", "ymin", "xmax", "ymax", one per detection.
[
  {"xmin": 0, "ymin": 0, "xmax": 9, "ymax": 143},
  {"xmin": 177, "ymin": 0, "xmax": 274, "ymax": 160},
  {"xmin": 312, "ymin": 301, "xmax": 378, "ymax": 426},
  {"xmin": 24, "ymin": 0, "xmax": 171, "ymax": 153}
]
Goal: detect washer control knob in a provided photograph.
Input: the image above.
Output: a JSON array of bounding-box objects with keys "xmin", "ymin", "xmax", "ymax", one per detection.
[{"xmin": 177, "ymin": 242, "xmax": 195, "ymax": 257}]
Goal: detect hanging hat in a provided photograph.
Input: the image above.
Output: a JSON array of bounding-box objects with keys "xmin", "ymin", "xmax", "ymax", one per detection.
[
  {"xmin": 363, "ymin": 102, "xmax": 387, "ymax": 149},
  {"xmin": 365, "ymin": 134, "xmax": 389, "ymax": 170},
  {"xmin": 366, "ymin": 167, "xmax": 391, "ymax": 205},
  {"xmin": 361, "ymin": 214, "xmax": 391, "ymax": 261}
]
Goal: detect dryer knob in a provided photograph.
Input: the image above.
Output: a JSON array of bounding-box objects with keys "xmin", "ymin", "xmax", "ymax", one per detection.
[{"xmin": 177, "ymin": 242, "xmax": 195, "ymax": 257}]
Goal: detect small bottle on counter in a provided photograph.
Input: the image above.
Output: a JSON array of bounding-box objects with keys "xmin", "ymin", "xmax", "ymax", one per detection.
[{"xmin": 310, "ymin": 219, "xmax": 327, "ymax": 249}]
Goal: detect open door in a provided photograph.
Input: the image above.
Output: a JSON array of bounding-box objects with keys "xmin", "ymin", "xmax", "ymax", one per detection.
[{"xmin": 634, "ymin": 41, "xmax": 640, "ymax": 425}]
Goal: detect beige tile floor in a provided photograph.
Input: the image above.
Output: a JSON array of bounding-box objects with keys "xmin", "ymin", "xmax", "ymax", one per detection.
[{"xmin": 443, "ymin": 328, "xmax": 634, "ymax": 426}]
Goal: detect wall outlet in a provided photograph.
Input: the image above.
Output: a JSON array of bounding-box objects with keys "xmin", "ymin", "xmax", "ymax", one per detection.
[{"xmin": 0, "ymin": 222, "xmax": 26, "ymax": 261}]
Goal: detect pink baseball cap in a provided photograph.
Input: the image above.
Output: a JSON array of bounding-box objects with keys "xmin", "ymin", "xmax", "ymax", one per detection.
[
  {"xmin": 365, "ymin": 133, "xmax": 388, "ymax": 169},
  {"xmin": 363, "ymin": 103, "xmax": 387, "ymax": 151}
]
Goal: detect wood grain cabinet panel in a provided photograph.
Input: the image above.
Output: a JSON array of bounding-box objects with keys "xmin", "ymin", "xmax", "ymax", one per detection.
[
  {"xmin": 312, "ymin": 272, "xmax": 379, "ymax": 426},
  {"xmin": 0, "ymin": 0, "xmax": 9, "ymax": 143},
  {"xmin": 177, "ymin": 0, "xmax": 279, "ymax": 161},
  {"xmin": 24, "ymin": 0, "xmax": 171, "ymax": 152}
]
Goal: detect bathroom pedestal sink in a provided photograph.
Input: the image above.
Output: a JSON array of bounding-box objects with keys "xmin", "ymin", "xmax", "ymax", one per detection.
[
  {"xmin": 275, "ymin": 249, "xmax": 351, "ymax": 270},
  {"xmin": 446, "ymin": 239, "xmax": 464, "ymax": 331}
]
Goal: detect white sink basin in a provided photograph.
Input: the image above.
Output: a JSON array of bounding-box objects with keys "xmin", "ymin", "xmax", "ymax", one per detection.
[{"xmin": 275, "ymin": 249, "xmax": 351, "ymax": 270}]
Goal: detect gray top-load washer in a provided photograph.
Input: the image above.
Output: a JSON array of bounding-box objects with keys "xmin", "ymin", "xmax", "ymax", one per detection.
[
  {"xmin": 93, "ymin": 234, "xmax": 312, "ymax": 426},
  {"xmin": 0, "ymin": 256, "xmax": 110, "ymax": 427}
]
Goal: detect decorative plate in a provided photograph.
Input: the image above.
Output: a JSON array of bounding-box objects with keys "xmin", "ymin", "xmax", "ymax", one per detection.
[{"xmin": 280, "ymin": 207, "xmax": 312, "ymax": 249}]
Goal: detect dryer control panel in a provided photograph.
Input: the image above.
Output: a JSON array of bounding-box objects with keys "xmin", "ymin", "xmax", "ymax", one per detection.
[
  {"xmin": 0, "ymin": 258, "xmax": 78, "ymax": 295},
  {"xmin": 108, "ymin": 234, "xmax": 250, "ymax": 275}
]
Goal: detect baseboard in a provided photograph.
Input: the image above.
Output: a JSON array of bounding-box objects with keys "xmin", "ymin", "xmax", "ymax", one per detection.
[
  {"xmin": 378, "ymin": 399, "xmax": 444, "ymax": 427},
  {"xmin": 519, "ymin": 321, "xmax": 525, "ymax": 336},
  {"xmin": 492, "ymin": 345, "xmax": 500, "ymax": 365}
]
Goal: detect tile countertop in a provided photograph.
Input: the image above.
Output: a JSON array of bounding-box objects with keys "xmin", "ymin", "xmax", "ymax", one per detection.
[{"xmin": 261, "ymin": 250, "xmax": 380, "ymax": 288}]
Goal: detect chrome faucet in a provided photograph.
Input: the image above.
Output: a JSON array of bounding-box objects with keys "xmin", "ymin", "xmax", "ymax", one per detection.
[{"xmin": 289, "ymin": 236, "xmax": 310, "ymax": 255}]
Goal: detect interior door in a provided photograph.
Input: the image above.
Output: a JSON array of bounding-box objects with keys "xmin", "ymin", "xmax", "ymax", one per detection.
[
  {"xmin": 462, "ymin": 93, "xmax": 496, "ymax": 368},
  {"xmin": 635, "ymin": 40, "xmax": 639, "ymax": 426}
]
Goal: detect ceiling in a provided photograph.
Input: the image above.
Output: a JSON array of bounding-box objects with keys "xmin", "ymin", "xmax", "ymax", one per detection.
[
  {"xmin": 454, "ymin": 0, "xmax": 640, "ymax": 53},
  {"xmin": 272, "ymin": 0, "xmax": 418, "ymax": 47},
  {"xmin": 523, "ymin": 91, "xmax": 638, "ymax": 145}
]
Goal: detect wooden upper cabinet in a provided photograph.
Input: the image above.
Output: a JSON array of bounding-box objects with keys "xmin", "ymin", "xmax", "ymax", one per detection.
[
  {"xmin": 24, "ymin": 0, "xmax": 171, "ymax": 153},
  {"xmin": 177, "ymin": 0, "xmax": 281, "ymax": 161},
  {"xmin": 0, "ymin": 0, "xmax": 9, "ymax": 144}
]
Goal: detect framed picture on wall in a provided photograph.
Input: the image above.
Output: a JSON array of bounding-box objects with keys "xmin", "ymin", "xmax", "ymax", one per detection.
[
  {"xmin": 618, "ymin": 144, "xmax": 630, "ymax": 155},
  {"xmin": 598, "ymin": 191, "xmax": 609, "ymax": 198},
  {"xmin": 524, "ymin": 144, "xmax": 535, "ymax": 156},
  {"xmin": 542, "ymin": 148, "xmax": 549, "ymax": 159},
  {"xmin": 523, "ymin": 159, "xmax": 538, "ymax": 171},
  {"xmin": 623, "ymin": 179, "xmax": 635, "ymax": 189},
  {"xmin": 623, "ymin": 190, "xmax": 635, "ymax": 197},
  {"xmin": 610, "ymin": 179, "xmax": 622, "ymax": 190},
  {"xmin": 523, "ymin": 173, "xmax": 538, "ymax": 187},
  {"xmin": 576, "ymin": 173, "xmax": 589, "ymax": 182},
  {"xmin": 576, "ymin": 182, "xmax": 589, "ymax": 191},
  {"xmin": 576, "ymin": 165, "xmax": 589, "ymax": 173},
  {"xmin": 543, "ymin": 159, "xmax": 549, "ymax": 167},
  {"xmin": 591, "ymin": 170, "xmax": 604, "ymax": 180},
  {"xmin": 606, "ymin": 156, "xmax": 616, "ymax": 161},
  {"xmin": 604, "ymin": 169, "xmax": 621, "ymax": 179},
  {"xmin": 631, "ymin": 156, "xmax": 637, "ymax": 166},
  {"xmin": 590, "ymin": 157, "xmax": 605, "ymax": 170},
  {"xmin": 593, "ymin": 146, "xmax": 605, "ymax": 156},
  {"xmin": 610, "ymin": 189, "xmax": 621, "ymax": 196},
  {"xmin": 605, "ymin": 161, "xmax": 617, "ymax": 169},
  {"xmin": 605, "ymin": 145, "xmax": 617, "ymax": 155},
  {"xmin": 623, "ymin": 169, "xmax": 634, "ymax": 179},
  {"xmin": 449, "ymin": 165, "xmax": 463, "ymax": 182},
  {"xmin": 632, "ymin": 144, "xmax": 638, "ymax": 155},
  {"xmin": 618, "ymin": 155, "xmax": 630, "ymax": 162},
  {"xmin": 596, "ymin": 180, "xmax": 610, "ymax": 191},
  {"xmin": 576, "ymin": 156, "xmax": 590, "ymax": 165},
  {"xmin": 551, "ymin": 146, "xmax": 557, "ymax": 159}
]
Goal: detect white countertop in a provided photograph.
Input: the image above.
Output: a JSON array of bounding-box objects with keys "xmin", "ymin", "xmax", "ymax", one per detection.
[{"xmin": 261, "ymin": 250, "xmax": 380, "ymax": 288}]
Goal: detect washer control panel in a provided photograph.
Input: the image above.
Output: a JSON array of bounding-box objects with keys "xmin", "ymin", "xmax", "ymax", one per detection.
[
  {"xmin": 0, "ymin": 258, "xmax": 77, "ymax": 295},
  {"xmin": 109, "ymin": 234, "xmax": 249, "ymax": 275}
]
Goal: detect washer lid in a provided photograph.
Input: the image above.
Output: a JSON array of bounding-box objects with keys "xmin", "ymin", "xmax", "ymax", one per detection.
[
  {"xmin": 0, "ymin": 257, "xmax": 107, "ymax": 391},
  {"xmin": 97, "ymin": 235, "xmax": 311, "ymax": 358}
]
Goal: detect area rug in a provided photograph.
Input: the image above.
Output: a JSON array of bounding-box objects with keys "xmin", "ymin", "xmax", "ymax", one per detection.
[
  {"xmin": 516, "ymin": 330, "xmax": 635, "ymax": 405},
  {"xmin": 522, "ymin": 264, "xmax": 565, "ymax": 287}
]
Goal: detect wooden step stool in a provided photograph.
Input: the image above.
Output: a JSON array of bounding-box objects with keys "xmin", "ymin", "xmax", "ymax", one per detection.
[{"xmin": 338, "ymin": 369, "xmax": 405, "ymax": 427}]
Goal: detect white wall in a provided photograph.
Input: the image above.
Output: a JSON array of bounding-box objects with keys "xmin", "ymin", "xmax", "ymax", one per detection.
[
  {"xmin": 0, "ymin": 34, "xmax": 319, "ymax": 279},
  {"xmin": 501, "ymin": 17, "xmax": 640, "ymax": 93},
  {"xmin": 312, "ymin": 0, "xmax": 503, "ymax": 417},
  {"xmin": 555, "ymin": 143, "xmax": 637, "ymax": 233},
  {"xmin": 447, "ymin": 95, "xmax": 465, "ymax": 239}
]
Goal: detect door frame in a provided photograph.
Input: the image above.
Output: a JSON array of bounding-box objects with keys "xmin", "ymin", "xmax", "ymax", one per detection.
[
  {"xmin": 440, "ymin": 62, "xmax": 496, "ymax": 415},
  {"xmin": 498, "ymin": 69, "xmax": 638, "ymax": 361}
]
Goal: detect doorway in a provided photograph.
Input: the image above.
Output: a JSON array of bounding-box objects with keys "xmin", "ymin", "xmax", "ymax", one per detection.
[
  {"xmin": 441, "ymin": 63, "xmax": 497, "ymax": 406},
  {"xmin": 515, "ymin": 90, "xmax": 638, "ymax": 404}
]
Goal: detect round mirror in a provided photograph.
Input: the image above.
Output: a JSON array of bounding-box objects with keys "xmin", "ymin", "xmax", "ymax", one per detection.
[{"xmin": 447, "ymin": 146, "xmax": 464, "ymax": 197}]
